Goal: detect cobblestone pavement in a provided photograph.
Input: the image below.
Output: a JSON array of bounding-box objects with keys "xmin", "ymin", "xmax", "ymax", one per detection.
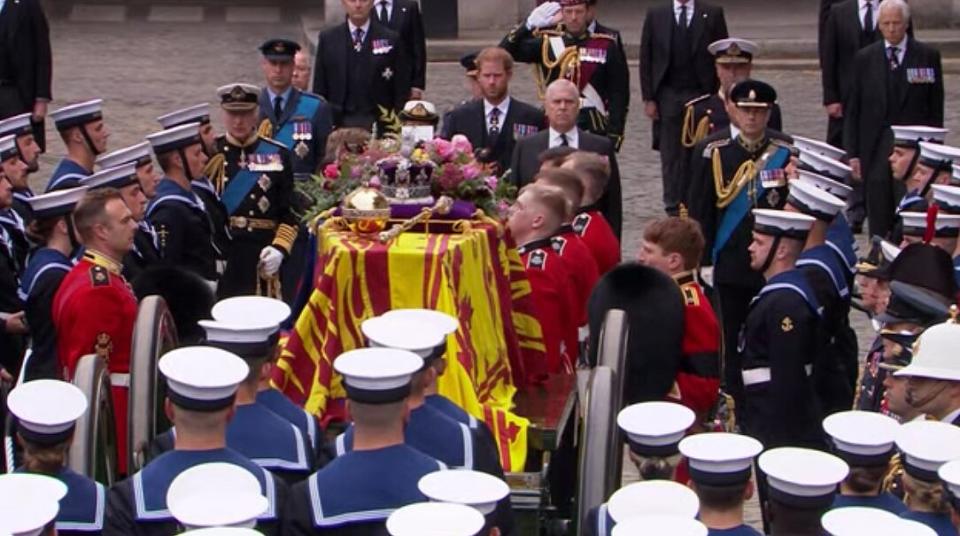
[{"xmin": 37, "ymin": 19, "xmax": 960, "ymax": 531}]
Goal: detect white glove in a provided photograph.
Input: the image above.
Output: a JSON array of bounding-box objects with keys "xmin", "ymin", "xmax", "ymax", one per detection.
[
  {"xmin": 259, "ymin": 246, "xmax": 284, "ymax": 277},
  {"xmin": 526, "ymin": 1, "xmax": 561, "ymax": 30},
  {"xmin": 699, "ymin": 266, "xmax": 714, "ymax": 288}
]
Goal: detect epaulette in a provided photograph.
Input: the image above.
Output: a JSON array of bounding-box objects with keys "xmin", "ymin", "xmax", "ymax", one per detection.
[
  {"xmin": 572, "ymin": 212, "xmax": 591, "ymax": 235},
  {"xmin": 89, "ymin": 265, "xmax": 110, "ymax": 287},
  {"xmin": 680, "ymin": 283, "xmax": 700, "ymax": 307},
  {"xmin": 526, "ymin": 249, "xmax": 548, "ymax": 270},
  {"xmin": 702, "ymin": 138, "xmax": 730, "ymax": 158},
  {"xmin": 550, "ymin": 235, "xmax": 567, "ymax": 255},
  {"xmin": 589, "ymin": 31, "xmax": 617, "ymax": 41},
  {"xmin": 684, "ymin": 93, "xmax": 712, "ymax": 109}
]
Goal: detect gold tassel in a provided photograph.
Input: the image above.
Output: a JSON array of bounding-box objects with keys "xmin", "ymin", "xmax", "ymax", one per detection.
[
  {"xmin": 713, "ymin": 149, "xmax": 757, "ymax": 209},
  {"xmin": 257, "ymin": 118, "xmax": 274, "ymax": 139},
  {"xmin": 256, "ymin": 273, "xmax": 283, "ymax": 300},
  {"xmin": 681, "ymin": 105, "xmax": 698, "ymax": 148},
  {"xmin": 202, "ymin": 153, "xmax": 227, "ymax": 196},
  {"xmin": 679, "ymin": 204, "xmax": 689, "ymax": 220}
]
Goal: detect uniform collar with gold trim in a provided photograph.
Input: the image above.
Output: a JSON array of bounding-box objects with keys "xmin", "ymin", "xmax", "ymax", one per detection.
[
  {"xmin": 672, "ymin": 270, "xmax": 696, "ymax": 286},
  {"xmin": 83, "ymin": 249, "xmax": 123, "ymax": 275},
  {"xmin": 226, "ymin": 133, "xmax": 259, "ymax": 149}
]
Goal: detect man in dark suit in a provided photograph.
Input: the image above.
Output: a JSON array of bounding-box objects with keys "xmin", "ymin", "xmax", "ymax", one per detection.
[
  {"xmin": 441, "ymin": 47, "xmax": 545, "ymax": 176},
  {"xmin": 312, "ymin": 0, "xmax": 411, "ymax": 132},
  {"xmin": 640, "ymin": 0, "xmax": 728, "ymax": 215},
  {"xmin": 371, "ymin": 0, "xmax": 425, "ymax": 100},
  {"xmin": 0, "ymin": 0, "xmax": 52, "ymax": 151},
  {"xmin": 844, "ymin": 0, "xmax": 943, "ymax": 239},
  {"xmin": 509, "ymin": 79, "xmax": 622, "ymax": 238}
]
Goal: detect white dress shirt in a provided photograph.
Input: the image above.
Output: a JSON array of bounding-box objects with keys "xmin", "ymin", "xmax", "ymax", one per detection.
[
  {"xmin": 860, "ymin": 0, "xmax": 878, "ymax": 30},
  {"xmin": 673, "ymin": 0, "xmax": 695, "ymax": 26},
  {"xmin": 884, "ymin": 36, "xmax": 907, "ymax": 66},
  {"xmin": 376, "ymin": 0, "xmax": 393, "ymax": 22},
  {"xmin": 484, "ymin": 98, "xmax": 511, "ymax": 134},
  {"xmin": 348, "ymin": 20, "xmax": 372, "ymax": 44},
  {"xmin": 549, "ymin": 127, "xmax": 580, "ymax": 149}
]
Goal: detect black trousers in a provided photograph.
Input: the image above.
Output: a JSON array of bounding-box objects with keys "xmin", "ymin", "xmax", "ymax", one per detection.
[
  {"xmin": 656, "ymin": 86, "xmax": 701, "ymax": 214},
  {"xmin": 715, "ymin": 281, "xmax": 760, "ymax": 411},
  {"xmin": 864, "ymin": 129, "xmax": 899, "ymax": 238}
]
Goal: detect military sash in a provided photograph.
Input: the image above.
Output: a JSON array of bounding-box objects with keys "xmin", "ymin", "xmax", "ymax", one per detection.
[
  {"xmin": 221, "ymin": 142, "xmax": 281, "ymax": 215},
  {"xmin": 275, "ymin": 93, "xmax": 320, "ymax": 160},
  {"xmin": 712, "ymin": 144, "xmax": 791, "ymax": 262}
]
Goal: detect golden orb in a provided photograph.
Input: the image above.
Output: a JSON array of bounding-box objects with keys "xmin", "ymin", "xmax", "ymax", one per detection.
[{"xmin": 341, "ymin": 186, "xmax": 391, "ymax": 234}]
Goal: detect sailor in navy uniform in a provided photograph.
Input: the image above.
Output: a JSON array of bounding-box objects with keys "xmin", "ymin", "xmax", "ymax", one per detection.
[
  {"xmin": 18, "ymin": 187, "xmax": 86, "ymax": 381},
  {"xmin": 258, "ymin": 39, "xmax": 333, "ymax": 181},
  {"xmin": 7, "ymin": 380, "xmax": 105, "ymax": 535},
  {"xmin": 939, "ymin": 460, "xmax": 960, "ymax": 530},
  {"xmin": 585, "ymin": 401, "xmax": 697, "ymax": 536},
  {"xmin": 0, "ymin": 133, "xmax": 29, "ymax": 269},
  {"xmin": 165, "ymin": 462, "xmax": 272, "ymax": 530},
  {"xmin": 47, "ymin": 100, "xmax": 108, "ymax": 192},
  {"xmin": 157, "ymin": 104, "xmax": 231, "ymax": 267},
  {"xmin": 387, "ymin": 502, "xmax": 485, "ymax": 536},
  {"xmin": 199, "ymin": 317, "xmax": 315, "ymax": 484},
  {"xmin": 80, "ymin": 163, "xmax": 160, "ymax": 284},
  {"xmin": 786, "ymin": 180, "xmax": 858, "ymax": 416},
  {"xmin": 893, "ymin": 421, "xmax": 960, "ymax": 535},
  {"xmin": 0, "ymin": 472, "xmax": 65, "ymax": 536},
  {"xmin": 416, "ymin": 469, "xmax": 511, "ymax": 536},
  {"xmin": 739, "ymin": 209, "xmax": 826, "ymax": 451},
  {"xmin": 899, "ymin": 210, "xmax": 960, "ymax": 251},
  {"xmin": 0, "ymin": 135, "xmax": 27, "ymax": 374},
  {"xmin": 96, "ymin": 141, "xmax": 163, "ymax": 199},
  {"xmin": 283, "ymin": 347, "xmax": 445, "ymax": 535},
  {"xmin": 756, "ymin": 448, "xmax": 848, "ymax": 534},
  {"xmin": 894, "ymin": 141, "xmax": 960, "ymax": 223},
  {"xmin": 686, "ymin": 79, "xmax": 794, "ymax": 409},
  {"xmin": 145, "ymin": 122, "xmax": 219, "ymax": 285},
  {"xmin": 679, "ymin": 432, "xmax": 765, "ymax": 536},
  {"xmin": 0, "ymin": 112, "xmax": 43, "ymax": 225},
  {"xmin": 360, "ymin": 313, "xmax": 514, "ymax": 533},
  {"xmin": 104, "ymin": 346, "xmax": 285, "ymax": 535},
  {"xmin": 823, "ymin": 411, "xmax": 906, "ymax": 515},
  {"xmin": 209, "ymin": 84, "xmax": 298, "ymax": 299},
  {"xmin": 930, "ymin": 184, "xmax": 960, "ymax": 287}
]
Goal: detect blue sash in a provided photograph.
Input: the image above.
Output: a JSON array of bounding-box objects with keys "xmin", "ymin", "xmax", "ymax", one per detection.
[
  {"xmin": 275, "ymin": 93, "xmax": 320, "ymax": 151},
  {"xmin": 712, "ymin": 144, "xmax": 791, "ymax": 262},
  {"xmin": 221, "ymin": 142, "xmax": 280, "ymax": 215}
]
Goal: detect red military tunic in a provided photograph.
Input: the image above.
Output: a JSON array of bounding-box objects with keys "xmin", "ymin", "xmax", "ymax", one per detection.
[
  {"xmin": 671, "ymin": 271, "xmax": 721, "ymax": 420},
  {"xmin": 573, "ymin": 209, "xmax": 621, "ymax": 275},
  {"xmin": 519, "ymin": 237, "xmax": 579, "ymax": 379},
  {"xmin": 53, "ymin": 249, "xmax": 138, "ymax": 474},
  {"xmin": 551, "ymin": 226, "xmax": 600, "ymax": 337}
]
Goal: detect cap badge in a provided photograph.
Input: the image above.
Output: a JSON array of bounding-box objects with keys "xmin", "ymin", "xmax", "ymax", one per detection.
[
  {"xmin": 781, "ymin": 316, "xmax": 794, "ymax": 333},
  {"xmin": 728, "ymin": 43, "xmax": 741, "ymax": 56},
  {"xmin": 748, "ymin": 89, "xmax": 757, "ymax": 101},
  {"xmin": 230, "ymin": 86, "xmax": 246, "ymax": 101}
]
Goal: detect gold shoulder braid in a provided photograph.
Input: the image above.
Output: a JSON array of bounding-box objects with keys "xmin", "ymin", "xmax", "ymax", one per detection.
[
  {"xmin": 534, "ymin": 35, "xmax": 580, "ymax": 101},
  {"xmin": 202, "ymin": 153, "xmax": 227, "ymax": 196},
  {"xmin": 713, "ymin": 144, "xmax": 782, "ymax": 209},
  {"xmin": 681, "ymin": 106, "xmax": 711, "ymax": 148},
  {"xmin": 257, "ymin": 118, "xmax": 274, "ymax": 139},
  {"xmin": 883, "ymin": 451, "xmax": 905, "ymax": 497}
]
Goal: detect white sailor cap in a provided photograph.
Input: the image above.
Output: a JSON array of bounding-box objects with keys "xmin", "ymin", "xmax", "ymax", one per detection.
[
  {"xmin": 180, "ymin": 529, "xmax": 263, "ymax": 536},
  {"xmin": 49, "ymin": 99, "xmax": 104, "ymax": 131},
  {"xmin": 898, "ymin": 520, "xmax": 939, "ymax": 536},
  {"xmin": 167, "ymin": 463, "xmax": 267, "ymax": 529},
  {"xmin": 895, "ymin": 420, "xmax": 960, "ymax": 482},
  {"xmin": 158, "ymin": 346, "xmax": 249, "ymax": 411},
  {"xmin": 918, "ymin": 142, "xmax": 960, "ymax": 171},
  {"xmin": 611, "ymin": 515, "xmax": 708, "ymax": 536},
  {"xmin": 792, "ymin": 135, "xmax": 846, "ymax": 161},
  {"xmin": 797, "ymin": 149, "xmax": 853, "ymax": 182},
  {"xmin": 386, "ymin": 502, "xmax": 485, "ymax": 536},
  {"xmin": 158, "ymin": 103, "xmax": 212, "ymax": 129},
  {"xmin": 146, "ymin": 122, "xmax": 203, "ymax": 155},
  {"xmin": 96, "ymin": 141, "xmax": 153, "ymax": 169},
  {"xmin": 708, "ymin": 38, "xmax": 757, "ymax": 63},
  {"xmin": 758, "ymin": 447, "xmax": 848, "ymax": 509},
  {"xmin": 899, "ymin": 210, "xmax": 960, "ymax": 238},
  {"xmin": 382, "ymin": 309, "xmax": 459, "ymax": 336},
  {"xmin": 607, "ymin": 480, "xmax": 700, "ymax": 523},
  {"xmin": 23, "ymin": 187, "xmax": 88, "ymax": 220},
  {"xmin": 362, "ymin": 316, "xmax": 446, "ymax": 362},
  {"xmin": 752, "ymin": 209, "xmax": 816, "ymax": 239},
  {"xmin": 821, "ymin": 507, "xmax": 901, "ymax": 536},
  {"xmin": 199, "ymin": 320, "xmax": 280, "ymax": 361},
  {"xmin": 616, "ymin": 401, "xmax": 694, "ymax": 456},
  {"xmin": 7, "ymin": 380, "xmax": 88, "ymax": 445},
  {"xmin": 678, "ymin": 432, "xmax": 763, "ymax": 485},
  {"xmin": 0, "ymin": 473, "xmax": 67, "ymax": 536},
  {"xmin": 939, "ymin": 459, "xmax": 960, "ymax": 511},
  {"xmin": 788, "ymin": 179, "xmax": 846, "ymax": 221},
  {"xmin": 931, "ymin": 184, "xmax": 960, "ymax": 213},
  {"xmin": 418, "ymin": 470, "xmax": 509, "ymax": 516},
  {"xmin": 822, "ymin": 411, "xmax": 900, "ymax": 467},
  {"xmin": 81, "ymin": 162, "xmax": 139, "ymax": 190},
  {"xmin": 211, "ymin": 296, "xmax": 291, "ymax": 327},
  {"xmin": 795, "ymin": 169, "xmax": 854, "ymax": 201},
  {"xmin": 892, "ymin": 125, "xmax": 949, "ymax": 147},
  {"xmin": 334, "ymin": 348, "xmax": 423, "ymax": 404},
  {"xmin": 0, "ymin": 112, "xmax": 34, "ymax": 138},
  {"xmin": 0, "ymin": 134, "xmax": 17, "ymax": 162}
]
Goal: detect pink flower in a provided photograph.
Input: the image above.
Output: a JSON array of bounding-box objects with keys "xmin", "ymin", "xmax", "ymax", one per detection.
[
  {"xmin": 432, "ymin": 138, "xmax": 455, "ymax": 161},
  {"xmin": 450, "ymin": 134, "xmax": 473, "ymax": 155},
  {"xmin": 369, "ymin": 175, "xmax": 382, "ymax": 188},
  {"xmin": 438, "ymin": 163, "xmax": 464, "ymax": 191},
  {"xmin": 485, "ymin": 176, "xmax": 499, "ymax": 190},
  {"xmin": 462, "ymin": 164, "xmax": 481, "ymax": 181},
  {"xmin": 323, "ymin": 163, "xmax": 339, "ymax": 179}
]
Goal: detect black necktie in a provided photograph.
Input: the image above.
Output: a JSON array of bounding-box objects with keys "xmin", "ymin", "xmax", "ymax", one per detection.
[
  {"xmin": 888, "ymin": 46, "xmax": 900, "ymax": 71},
  {"xmin": 353, "ymin": 28, "xmax": 364, "ymax": 51},
  {"xmin": 559, "ymin": 133, "xmax": 569, "ymax": 147},
  {"xmin": 864, "ymin": 1, "xmax": 874, "ymax": 33},
  {"xmin": 378, "ymin": 1, "xmax": 389, "ymax": 24},
  {"xmin": 489, "ymin": 107, "xmax": 501, "ymax": 137},
  {"xmin": 678, "ymin": 3, "xmax": 688, "ymax": 31},
  {"xmin": 273, "ymin": 95, "xmax": 283, "ymax": 118}
]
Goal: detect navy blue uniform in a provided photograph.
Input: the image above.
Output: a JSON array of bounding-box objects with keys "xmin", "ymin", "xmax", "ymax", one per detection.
[
  {"xmin": 17, "ymin": 467, "xmax": 106, "ymax": 535},
  {"xmin": 284, "ymin": 444, "xmax": 444, "ymax": 535},
  {"xmin": 0, "ymin": 205, "xmax": 28, "ymax": 269},
  {"xmin": 0, "ymin": 222, "xmax": 24, "ymax": 373},
  {"xmin": 708, "ymin": 525, "xmax": 763, "ymax": 535},
  {"xmin": 900, "ymin": 511, "xmax": 956, "ymax": 536},
  {"xmin": 147, "ymin": 178, "xmax": 219, "ymax": 282},
  {"xmin": 258, "ymin": 88, "xmax": 333, "ymax": 180},
  {"xmin": 121, "ymin": 221, "xmax": 161, "ymax": 284},
  {"xmin": 18, "ymin": 247, "xmax": 71, "ymax": 380},
  {"xmin": 257, "ymin": 389, "xmax": 324, "ymax": 464},
  {"xmin": 190, "ymin": 177, "xmax": 230, "ymax": 269},
  {"xmin": 103, "ymin": 447, "xmax": 284, "ymax": 536},
  {"xmin": 832, "ymin": 492, "xmax": 907, "ymax": 515},
  {"xmin": 584, "ymin": 503, "xmax": 614, "ymax": 536},
  {"xmin": 227, "ymin": 402, "xmax": 315, "ymax": 485},
  {"xmin": 738, "ymin": 270, "xmax": 826, "ymax": 450},
  {"xmin": 46, "ymin": 158, "xmax": 91, "ymax": 192}
]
